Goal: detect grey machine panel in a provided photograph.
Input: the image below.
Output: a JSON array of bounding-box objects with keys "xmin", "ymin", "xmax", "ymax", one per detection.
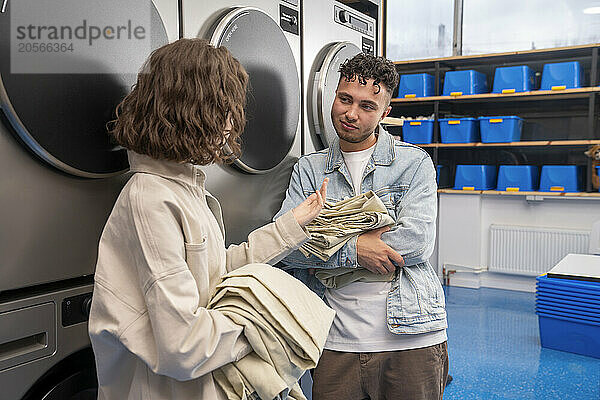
[
  {"xmin": 0, "ymin": 0, "xmax": 169, "ymax": 291},
  {"xmin": 0, "ymin": 284, "xmax": 94, "ymax": 400},
  {"xmin": 190, "ymin": 4, "xmax": 302, "ymax": 245},
  {"xmin": 302, "ymin": 0, "xmax": 378, "ymax": 154},
  {"xmin": 0, "ymin": 2, "xmax": 168, "ymax": 177},
  {"xmin": 210, "ymin": 7, "xmax": 299, "ymax": 173}
]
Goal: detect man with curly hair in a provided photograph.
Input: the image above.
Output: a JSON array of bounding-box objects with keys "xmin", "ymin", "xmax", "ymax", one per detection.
[{"xmin": 275, "ymin": 53, "xmax": 448, "ymax": 399}]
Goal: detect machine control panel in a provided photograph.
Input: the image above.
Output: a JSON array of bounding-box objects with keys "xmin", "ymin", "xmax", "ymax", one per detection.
[
  {"xmin": 280, "ymin": 4, "xmax": 299, "ymax": 35},
  {"xmin": 62, "ymin": 292, "xmax": 93, "ymax": 327},
  {"xmin": 334, "ymin": 5, "xmax": 374, "ymax": 38}
]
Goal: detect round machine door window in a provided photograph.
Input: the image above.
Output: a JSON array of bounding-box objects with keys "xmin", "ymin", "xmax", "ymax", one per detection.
[
  {"xmin": 210, "ymin": 7, "xmax": 300, "ymax": 174},
  {"xmin": 309, "ymin": 41, "xmax": 361, "ymax": 149},
  {"xmin": 0, "ymin": 1, "xmax": 169, "ymax": 177}
]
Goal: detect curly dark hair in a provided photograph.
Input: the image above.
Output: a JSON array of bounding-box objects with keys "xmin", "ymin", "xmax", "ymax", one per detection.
[
  {"xmin": 109, "ymin": 38, "xmax": 248, "ymax": 165},
  {"xmin": 338, "ymin": 53, "xmax": 399, "ymax": 101}
]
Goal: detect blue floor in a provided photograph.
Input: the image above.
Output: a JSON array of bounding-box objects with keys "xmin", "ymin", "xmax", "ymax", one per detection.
[{"xmin": 444, "ymin": 286, "xmax": 600, "ymax": 400}]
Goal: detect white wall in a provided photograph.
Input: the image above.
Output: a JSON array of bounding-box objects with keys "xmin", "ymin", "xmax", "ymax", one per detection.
[{"xmin": 437, "ymin": 193, "xmax": 600, "ymax": 292}]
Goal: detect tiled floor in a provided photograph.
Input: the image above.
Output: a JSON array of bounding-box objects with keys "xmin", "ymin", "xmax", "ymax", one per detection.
[
  {"xmin": 444, "ymin": 286, "xmax": 600, "ymax": 400},
  {"xmin": 301, "ymin": 286, "xmax": 600, "ymax": 399}
]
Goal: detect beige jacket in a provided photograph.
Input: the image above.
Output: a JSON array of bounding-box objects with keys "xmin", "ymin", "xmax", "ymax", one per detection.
[{"xmin": 89, "ymin": 152, "xmax": 310, "ymax": 400}]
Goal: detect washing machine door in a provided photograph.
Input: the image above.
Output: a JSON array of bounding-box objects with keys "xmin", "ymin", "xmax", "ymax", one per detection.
[
  {"xmin": 40, "ymin": 369, "xmax": 97, "ymax": 400},
  {"xmin": 0, "ymin": 0, "xmax": 169, "ymax": 178},
  {"xmin": 209, "ymin": 7, "xmax": 300, "ymax": 174},
  {"xmin": 309, "ymin": 41, "xmax": 361, "ymax": 149}
]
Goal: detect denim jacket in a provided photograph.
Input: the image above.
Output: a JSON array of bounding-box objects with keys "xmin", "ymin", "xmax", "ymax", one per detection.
[{"xmin": 274, "ymin": 127, "xmax": 447, "ymax": 334}]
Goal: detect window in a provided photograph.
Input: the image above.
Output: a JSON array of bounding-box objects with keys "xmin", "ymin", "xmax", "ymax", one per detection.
[{"xmin": 386, "ymin": 0, "xmax": 454, "ymax": 61}]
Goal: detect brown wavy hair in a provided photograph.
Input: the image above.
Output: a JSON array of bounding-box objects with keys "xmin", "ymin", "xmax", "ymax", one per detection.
[
  {"xmin": 109, "ymin": 38, "xmax": 248, "ymax": 165},
  {"xmin": 339, "ymin": 53, "xmax": 399, "ymax": 103}
]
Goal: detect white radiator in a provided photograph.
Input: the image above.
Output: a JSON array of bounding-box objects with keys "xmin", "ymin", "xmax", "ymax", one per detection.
[{"xmin": 489, "ymin": 225, "xmax": 590, "ymax": 276}]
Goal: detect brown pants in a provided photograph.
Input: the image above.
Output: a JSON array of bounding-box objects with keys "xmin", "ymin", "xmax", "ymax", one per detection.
[{"xmin": 312, "ymin": 342, "xmax": 449, "ymax": 400}]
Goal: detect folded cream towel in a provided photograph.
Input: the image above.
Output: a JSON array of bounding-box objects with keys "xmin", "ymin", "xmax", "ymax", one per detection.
[
  {"xmin": 300, "ymin": 191, "xmax": 395, "ymax": 261},
  {"xmin": 208, "ymin": 264, "xmax": 335, "ymax": 400},
  {"xmin": 299, "ymin": 191, "xmax": 397, "ymax": 289},
  {"xmin": 314, "ymin": 267, "xmax": 395, "ymax": 289}
]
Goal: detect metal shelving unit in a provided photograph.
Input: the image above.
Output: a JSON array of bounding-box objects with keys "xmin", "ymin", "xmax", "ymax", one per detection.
[{"xmin": 388, "ymin": 44, "xmax": 600, "ymax": 193}]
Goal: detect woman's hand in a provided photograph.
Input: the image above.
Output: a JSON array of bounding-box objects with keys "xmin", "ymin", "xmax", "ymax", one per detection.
[{"xmin": 292, "ymin": 178, "xmax": 328, "ymax": 228}]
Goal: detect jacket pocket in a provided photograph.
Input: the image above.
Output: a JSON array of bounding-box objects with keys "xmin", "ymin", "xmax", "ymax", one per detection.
[
  {"xmin": 392, "ymin": 266, "xmax": 422, "ymax": 318},
  {"xmin": 387, "ymin": 262, "xmax": 446, "ymax": 326},
  {"xmin": 375, "ymin": 185, "xmax": 408, "ymax": 217},
  {"xmin": 184, "ymin": 237, "xmax": 211, "ymax": 306},
  {"xmin": 415, "ymin": 262, "xmax": 446, "ymax": 313}
]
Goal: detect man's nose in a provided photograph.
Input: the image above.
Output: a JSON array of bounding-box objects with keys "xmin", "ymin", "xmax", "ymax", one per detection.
[{"xmin": 345, "ymin": 106, "xmax": 358, "ymax": 121}]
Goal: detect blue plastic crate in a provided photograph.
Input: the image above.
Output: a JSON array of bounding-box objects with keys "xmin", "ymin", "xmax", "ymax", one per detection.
[
  {"xmin": 442, "ymin": 70, "xmax": 488, "ymax": 96},
  {"xmin": 453, "ymin": 165, "xmax": 497, "ymax": 190},
  {"xmin": 536, "ymin": 307, "xmax": 600, "ymax": 323},
  {"xmin": 492, "ymin": 65, "xmax": 536, "ymax": 93},
  {"xmin": 537, "ymin": 287, "xmax": 600, "ymax": 302},
  {"xmin": 439, "ymin": 118, "xmax": 479, "ymax": 143},
  {"xmin": 537, "ymin": 314, "xmax": 600, "ymax": 358},
  {"xmin": 537, "ymin": 295, "xmax": 600, "ymax": 309},
  {"xmin": 540, "ymin": 61, "xmax": 583, "ymax": 90},
  {"xmin": 537, "ymin": 275, "xmax": 600, "ymax": 294},
  {"xmin": 539, "ymin": 165, "xmax": 584, "ymax": 192},
  {"xmin": 537, "ymin": 299, "xmax": 600, "ymax": 314},
  {"xmin": 537, "ymin": 304, "xmax": 600, "ymax": 320},
  {"xmin": 398, "ymin": 73, "xmax": 435, "ymax": 98},
  {"xmin": 536, "ymin": 291, "xmax": 600, "ymax": 306},
  {"xmin": 496, "ymin": 165, "xmax": 539, "ymax": 191},
  {"xmin": 436, "ymin": 164, "xmax": 451, "ymax": 187},
  {"xmin": 402, "ymin": 119, "xmax": 434, "ymax": 144},
  {"xmin": 479, "ymin": 116, "xmax": 523, "ymax": 143},
  {"xmin": 538, "ymin": 285, "xmax": 600, "ymax": 300}
]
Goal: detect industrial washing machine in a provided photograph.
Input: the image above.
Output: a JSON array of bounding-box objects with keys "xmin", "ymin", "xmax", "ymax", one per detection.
[
  {"xmin": 0, "ymin": 0, "xmax": 177, "ymax": 398},
  {"xmin": 302, "ymin": 0, "xmax": 379, "ymax": 154},
  {"xmin": 181, "ymin": 0, "xmax": 302, "ymax": 245}
]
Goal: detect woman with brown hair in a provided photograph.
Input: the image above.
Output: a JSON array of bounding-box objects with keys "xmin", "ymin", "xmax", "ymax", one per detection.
[{"xmin": 88, "ymin": 38, "xmax": 327, "ymax": 400}]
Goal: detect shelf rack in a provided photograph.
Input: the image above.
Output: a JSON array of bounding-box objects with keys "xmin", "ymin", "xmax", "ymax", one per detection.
[{"xmin": 389, "ymin": 44, "xmax": 600, "ymax": 192}]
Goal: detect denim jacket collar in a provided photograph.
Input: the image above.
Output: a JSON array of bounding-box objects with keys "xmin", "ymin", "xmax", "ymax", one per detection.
[{"xmin": 325, "ymin": 125, "xmax": 396, "ymax": 173}]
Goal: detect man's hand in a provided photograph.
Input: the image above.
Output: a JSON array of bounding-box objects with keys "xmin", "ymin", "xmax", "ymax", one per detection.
[
  {"xmin": 357, "ymin": 226, "xmax": 405, "ymax": 274},
  {"xmin": 292, "ymin": 178, "xmax": 328, "ymax": 228}
]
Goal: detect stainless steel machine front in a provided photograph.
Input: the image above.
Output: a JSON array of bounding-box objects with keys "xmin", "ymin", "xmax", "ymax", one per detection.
[
  {"xmin": 302, "ymin": 0, "xmax": 379, "ymax": 154},
  {"xmin": 0, "ymin": 0, "xmax": 178, "ymax": 397},
  {"xmin": 182, "ymin": 0, "xmax": 302, "ymax": 244}
]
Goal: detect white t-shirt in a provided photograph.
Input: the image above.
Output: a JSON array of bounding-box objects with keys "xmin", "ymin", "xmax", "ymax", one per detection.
[{"xmin": 323, "ymin": 144, "xmax": 446, "ymax": 352}]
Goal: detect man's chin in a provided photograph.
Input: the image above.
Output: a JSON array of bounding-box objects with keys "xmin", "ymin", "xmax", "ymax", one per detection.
[{"xmin": 337, "ymin": 131, "xmax": 368, "ymax": 144}]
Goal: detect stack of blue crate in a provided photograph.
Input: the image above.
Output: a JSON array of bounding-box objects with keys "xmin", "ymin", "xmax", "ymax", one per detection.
[
  {"xmin": 540, "ymin": 61, "xmax": 583, "ymax": 90},
  {"xmin": 397, "ymin": 73, "xmax": 435, "ymax": 98},
  {"xmin": 453, "ymin": 165, "xmax": 497, "ymax": 190},
  {"xmin": 539, "ymin": 165, "xmax": 584, "ymax": 192},
  {"xmin": 536, "ymin": 273, "xmax": 600, "ymax": 359},
  {"xmin": 479, "ymin": 116, "xmax": 523, "ymax": 143},
  {"xmin": 492, "ymin": 65, "xmax": 536, "ymax": 94},
  {"xmin": 496, "ymin": 165, "xmax": 539, "ymax": 191},
  {"xmin": 439, "ymin": 118, "xmax": 479, "ymax": 143},
  {"xmin": 443, "ymin": 70, "xmax": 488, "ymax": 96},
  {"xmin": 402, "ymin": 120, "xmax": 434, "ymax": 144}
]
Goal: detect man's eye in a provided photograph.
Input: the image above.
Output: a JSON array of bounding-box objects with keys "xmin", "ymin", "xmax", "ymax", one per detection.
[
  {"xmin": 362, "ymin": 104, "xmax": 375, "ymax": 110},
  {"xmin": 340, "ymin": 97, "xmax": 351, "ymax": 103}
]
